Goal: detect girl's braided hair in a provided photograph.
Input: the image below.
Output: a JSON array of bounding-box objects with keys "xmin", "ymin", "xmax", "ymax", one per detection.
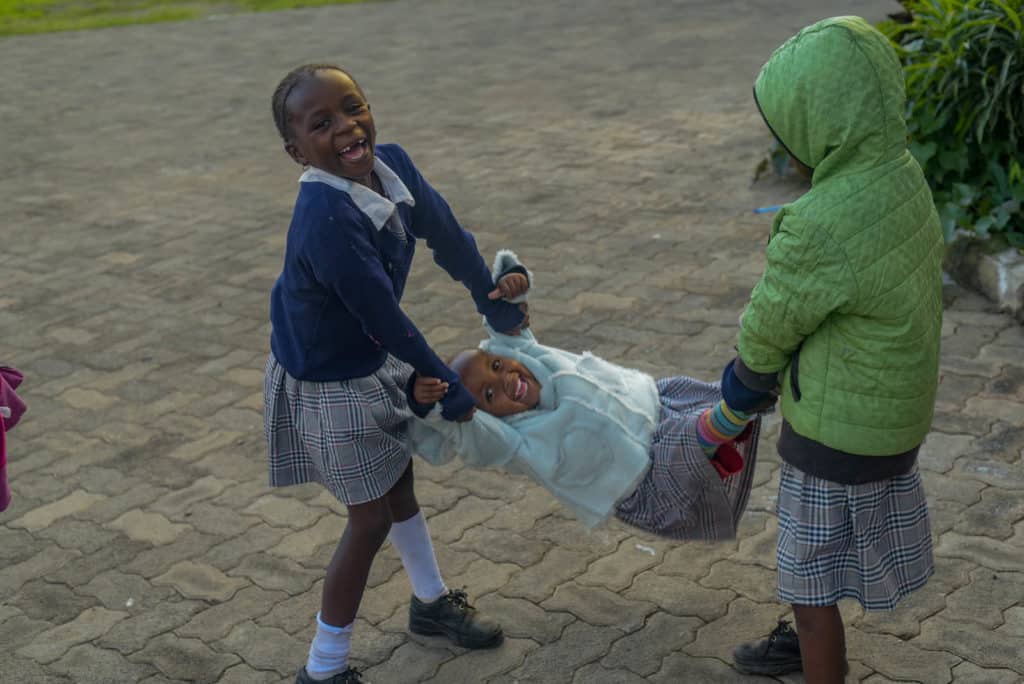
[{"xmin": 271, "ymin": 64, "xmax": 364, "ymax": 142}]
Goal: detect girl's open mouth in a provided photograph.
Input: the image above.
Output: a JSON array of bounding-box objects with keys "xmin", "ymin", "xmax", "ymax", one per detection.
[
  {"xmin": 513, "ymin": 378, "xmax": 527, "ymax": 401},
  {"xmin": 339, "ymin": 138, "xmax": 368, "ymax": 162}
]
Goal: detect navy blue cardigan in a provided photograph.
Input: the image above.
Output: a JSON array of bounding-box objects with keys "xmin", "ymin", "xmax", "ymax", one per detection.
[{"xmin": 269, "ymin": 143, "xmax": 523, "ymax": 419}]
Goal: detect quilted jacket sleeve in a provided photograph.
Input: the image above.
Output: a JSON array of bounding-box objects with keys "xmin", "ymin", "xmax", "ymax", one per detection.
[{"xmin": 738, "ymin": 213, "xmax": 856, "ymax": 373}]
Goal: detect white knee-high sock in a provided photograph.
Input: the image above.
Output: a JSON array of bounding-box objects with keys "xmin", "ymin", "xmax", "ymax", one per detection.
[
  {"xmin": 388, "ymin": 511, "xmax": 447, "ymax": 602},
  {"xmin": 306, "ymin": 613, "xmax": 352, "ymax": 680}
]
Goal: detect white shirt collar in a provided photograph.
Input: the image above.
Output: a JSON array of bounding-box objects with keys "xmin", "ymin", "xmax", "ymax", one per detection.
[{"xmin": 299, "ymin": 158, "xmax": 415, "ymax": 231}]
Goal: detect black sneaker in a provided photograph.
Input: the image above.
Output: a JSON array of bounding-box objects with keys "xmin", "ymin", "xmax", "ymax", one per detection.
[
  {"xmin": 733, "ymin": 620, "xmax": 803, "ymax": 676},
  {"xmin": 294, "ymin": 665, "xmax": 365, "ymax": 683},
  {"xmin": 408, "ymin": 588, "xmax": 504, "ymax": 649}
]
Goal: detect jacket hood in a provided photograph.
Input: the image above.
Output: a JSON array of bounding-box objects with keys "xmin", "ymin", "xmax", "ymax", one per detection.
[{"xmin": 754, "ymin": 16, "xmax": 908, "ymax": 183}]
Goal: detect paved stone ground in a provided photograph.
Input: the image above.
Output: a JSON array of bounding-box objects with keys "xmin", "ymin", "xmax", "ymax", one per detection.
[{"xmin": 2, "ymin": 0, "xmax": 1022, "ymax": 682}]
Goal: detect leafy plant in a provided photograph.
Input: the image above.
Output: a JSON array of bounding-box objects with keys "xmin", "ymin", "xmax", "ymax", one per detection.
[{"xmin": 879, "ymin": 0, "xmax": 1024, "ymax": 246}]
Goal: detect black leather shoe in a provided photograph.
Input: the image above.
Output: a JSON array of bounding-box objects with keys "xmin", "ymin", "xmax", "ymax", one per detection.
[
  {"xmin": 408, "ymin": 588, "xmax": 503, "ymax": 649},
  {"xmin": 294, "ymin": 666, "xmax": 365, "ymax": 683},
  {"xmin": 733, "ymin": 620, "xmax": 803, "ymax": 675}
]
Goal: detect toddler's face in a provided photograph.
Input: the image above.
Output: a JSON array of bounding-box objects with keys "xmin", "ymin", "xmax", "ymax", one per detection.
[
  {"xmin": 284, "ymin": 70, "xmax": 376, "ymax": 182},
  {"xmin": 451, "ymin": 350, "xmax": 541, "ymax": 417}
]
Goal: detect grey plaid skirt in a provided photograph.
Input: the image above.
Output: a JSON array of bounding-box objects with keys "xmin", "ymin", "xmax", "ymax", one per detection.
[
  {"xmin": 776, "ymin": 462, "xmax": 933, "ymax": 611},
  {"xmin": 263, "ymin": 353, "xmax": 415, "ymax": 505},
  {"xmin": 615, "ymin": 376, "xmax": 760, "ymax": 541}
]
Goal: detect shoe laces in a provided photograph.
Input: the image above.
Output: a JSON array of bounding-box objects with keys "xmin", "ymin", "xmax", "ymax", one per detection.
[
  {"xmin": 443, "ymin": 587, "xmax": 474, "ymax": 612},
  {"xmin": 762, "ymin": 619, "xmax": 796, "ymax": 656},
  {"xmin": 340, "ymin": 666, "xmax": 363, "ymax": 683}
]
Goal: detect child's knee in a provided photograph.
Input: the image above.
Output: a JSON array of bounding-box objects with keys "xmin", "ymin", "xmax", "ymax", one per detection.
[{"xmin": 347, "ymin": 505, "xmax": 393, "ymax": 547}]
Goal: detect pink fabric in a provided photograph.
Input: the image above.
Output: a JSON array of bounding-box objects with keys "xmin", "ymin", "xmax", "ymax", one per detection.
[
  {"xmin": 0, "ymin": 417, "xmax": 8, "ymax": 511},
  {"xmin": 0, "ymin": 366, "xmax": 27, "ymax": 429},
  {"xmin": 0, "ymin": 365, "xmax": 26, "ymax": 512}
]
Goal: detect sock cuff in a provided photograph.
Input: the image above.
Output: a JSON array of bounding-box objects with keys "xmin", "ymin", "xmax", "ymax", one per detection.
[{"xmin": 316, "ymin": 613, "xmax": 354, "ymax": 634}]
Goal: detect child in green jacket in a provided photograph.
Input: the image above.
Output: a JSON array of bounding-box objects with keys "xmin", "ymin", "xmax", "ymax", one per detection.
[{"xmin": 723, "ymin": 16, "xmax": 944, "ymax": 684}]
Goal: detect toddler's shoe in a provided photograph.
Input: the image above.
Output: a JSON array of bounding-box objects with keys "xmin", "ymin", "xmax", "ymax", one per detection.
[
  {"xmin": 733, "ymin": 620, "xmax": 802, "ymax": 675},
  {"xmin": 409, "ymin": 588, "xmax": 503, "ymax": 649},
  {"xmin": 294, "ymin": 666, "xmax": 365, "ymax": 683}
]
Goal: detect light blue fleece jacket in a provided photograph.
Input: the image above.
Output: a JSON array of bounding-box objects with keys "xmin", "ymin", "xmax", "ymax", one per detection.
[{"xmin": 410, "ymin": 325, "xmax": 658, "ymax": 528}]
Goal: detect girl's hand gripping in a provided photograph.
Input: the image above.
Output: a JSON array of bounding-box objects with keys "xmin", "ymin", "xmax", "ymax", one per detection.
[{"xmin": 413, "ymin": 375, "xmax": 449, "ymax": 405}]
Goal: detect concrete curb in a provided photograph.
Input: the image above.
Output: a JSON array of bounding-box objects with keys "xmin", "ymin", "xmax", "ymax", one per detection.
[{"xmin": 944, "ymin": 231, "xmax": 1024, "ymax": 323}]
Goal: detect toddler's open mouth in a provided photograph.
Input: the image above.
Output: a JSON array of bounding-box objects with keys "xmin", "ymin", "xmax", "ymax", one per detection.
[{"xmin": 339, "ymin": 138, "xmax": 368, "ymax": 162}]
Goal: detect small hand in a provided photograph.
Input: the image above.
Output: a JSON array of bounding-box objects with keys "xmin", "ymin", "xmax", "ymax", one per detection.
[
  {"xmin": 488, "ymin": 272, "xmax": 529, "ymax": 301},
  {"xmin": 455, "ymin": 406, "xmax": 476, "ymax": 422},
  {"xmin": 413, "ymin": 375, "xmax": 449, "ymax": 405}
]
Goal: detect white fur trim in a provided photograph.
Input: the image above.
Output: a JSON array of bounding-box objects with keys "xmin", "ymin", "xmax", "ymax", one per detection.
[{"xmin": 491, "ymin": 249, "xmax": 532, "ymax": 304}]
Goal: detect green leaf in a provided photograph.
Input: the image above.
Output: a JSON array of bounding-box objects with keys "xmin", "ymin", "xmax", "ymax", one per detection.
[
  {"xmin": 910, "ymin": 140, "xmax": 938, "ymax": 165},
  {"xmin": 974, "ymin": 215, "xmax": 996, "ymax": 236}
]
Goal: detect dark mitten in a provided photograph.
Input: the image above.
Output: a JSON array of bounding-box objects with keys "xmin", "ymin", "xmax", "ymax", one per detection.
[{"xmin": 710, "ymin": 442, "xmax": 745, "ymax": 479}]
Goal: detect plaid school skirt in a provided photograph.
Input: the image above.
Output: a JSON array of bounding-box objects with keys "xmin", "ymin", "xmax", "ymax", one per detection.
[
  {"xmin": 776, "ymin": 462, "xmax": 934, "ymax": 611},
  {"xmin": 615, "ymin": 376, "xmax": 760, "ymax": 541},
  {"xmin": 263, "ymin": 353, "xmax": 414, "ymax": 505}
]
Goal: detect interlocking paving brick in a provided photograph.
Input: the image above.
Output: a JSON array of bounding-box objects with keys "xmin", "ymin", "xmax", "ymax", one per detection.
[
  {"xmin": 98, "ymin": 599, "xmax": 205, "ymax": 655},
  {"xmin": 0, "ymin": 545, "xmax": 80, "ymax": 595},
  {"xmin": 684, "ymin": 598, "xmax": 788, "ymax": 662},
  {"xmin": 12, "ymin": 579, "xmax": 98, "ymax": 624},
  {"xmin": 501, "ymin": 547, "xmax": 592, "ymax": 603},
  {"xmin": 129, "ymin": 633, "xmax": 240, "ymax": 684},
  {"xmin": 700, "ymin": 560, "xmax": 778, "ymax": 604},
  {"xmin": 216, "ymin": 663, "xmax": 283, "ymax": 684},
  {"xmin": 228, "ymin": 552, "xmax": 321, "ymax": 595},
  {"xmin": 17, "ymin": 607, "xmax": 129, "ymax": 664},
  {"xmin": 268, "ymin": 515, "xmax": 343, "ymax": 561},
  {"xmin": 542, "ymin": 582, "xmax": 655, "ymax": 633},
  {"xmin": 0, "ymin": 652, "xmax": 73, "ymax": 684},
  {"xmin": 451, "ymin": 524, "xmax": 549, "ymax": 567},
  {"xmin": 916, "ymin": 617, "xmax": 1024, "ymax": 674},
  {"xmin": 362, "ymin": 641, "xmax": 451, "ymax": 683},
  {"xmin": 424, "ymin": 637, "xmax": 537, "ymax": 684},
  {"xmin": 919, "ymin": 433, "xmax": 975, "ymax": 474},
  {"xmin": 476, "ymin": 594, "xmax": 575, "ymax": 645},
  {"xmin": 109, "ymin": 509, "xmax": 192, "ymax": 545},
  {"xmin": 425, "ymin": 496, "xmax": 498, "ymax": 544},
  {"xmin": 181, "ymin": 585, "xmax": 289, "ymax": 641},
  {"xmin": 625, "ymin": 570, "xmax": 735, "ymax": 622},
  {"xmin": 573, "ymin": 662, "xmax": 650, "ymax": 683},
  {"xmin": 205, "ymin": 523, "xmax": 288, "ymax": 572},
  {"xmin": 217, "ymin": 620, "xmax": 307, "ymax": 675},
  {"xmin": 949, "ymin": 661, "xmax": 1022, "ymax": 684},
  {"xmin": 127, "ymin": 532, "xmax": 222, "ymax": 578},
  {"xmin": 602, "ymin": 611, "xmax": 702, "ymax": 676},
  {"xmin": 48, "ymin": 643, "xmax": 156, "ymax": 683},
  {"xmin": 154, "ymin": 560, "xmax": 248, "ymax": 601},
  {"xmin": 253, "ymin": 581, "xmax": 320, "ymax": 635},
  {"xmin": 935, "ymin": 532, "xmax": 1024, "ymax": 572},
  {"xmin": 576, "ymin": 538, "xmax": 665, "ymax": 592},
  {"xmin": 650, "ymin": 653, "xmax": 747, "ymax": 683},
  {"xmin": 9, "ymin": 490, "xmax": 106, "ymax": 531},
  {"xmin": 150, "ymin": 476, "xmax": 232, "ymax": 517},
  {"xmin": 243, "ymin": 494, "xmax": 324, "ymax": 529},
  {"xmin": 444, "ymin": 557, "xmax": 519, "ymax": 597},
  {"xmin": 506, "ymin": 621, "xmax": 620, "ymax": 682},
  {"xmin": 843, "ymin": 627, "xmax": 960, "ymax": 683}
]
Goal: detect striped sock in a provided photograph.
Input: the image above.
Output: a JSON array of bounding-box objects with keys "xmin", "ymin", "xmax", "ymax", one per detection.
[{"xmin": 696, "ymin": 400, "xmax": 752, "ymax": 457}]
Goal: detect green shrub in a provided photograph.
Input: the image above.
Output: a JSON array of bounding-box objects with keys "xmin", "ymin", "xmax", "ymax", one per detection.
[{"xmin": 879, "ymin": 0, "xmax": 1024, "ymax": 246}]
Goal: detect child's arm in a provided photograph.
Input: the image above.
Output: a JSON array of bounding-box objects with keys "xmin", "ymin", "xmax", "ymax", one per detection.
[
  {"xmin": 736, "ymin": 214, "xmax": 855, "ymax": 376},
  {"xmin": 386, "ymin": 145, "xmax": 526, "ymax": 334},
  {"xmin": 306, "ymin": 217, "xmax": 475, "ymax": 421}
]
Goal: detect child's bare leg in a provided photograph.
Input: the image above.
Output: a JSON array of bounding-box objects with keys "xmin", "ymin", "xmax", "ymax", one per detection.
[
  {"xmin": 385, "ymin": 460, "xmax": 420, "ymax": 523},
  {"xmin": 793, "ymin": 604, "xmax": 846, "ymax": 684},
  {"xmin": 320, "ymin": 498, "xmax": 392, "ymax": 627}
]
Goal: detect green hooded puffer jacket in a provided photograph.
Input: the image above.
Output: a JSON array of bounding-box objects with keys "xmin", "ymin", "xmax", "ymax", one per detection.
[{"xmin": 739, "ymin": 16, "xmax": 944, "ymax": 456}]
